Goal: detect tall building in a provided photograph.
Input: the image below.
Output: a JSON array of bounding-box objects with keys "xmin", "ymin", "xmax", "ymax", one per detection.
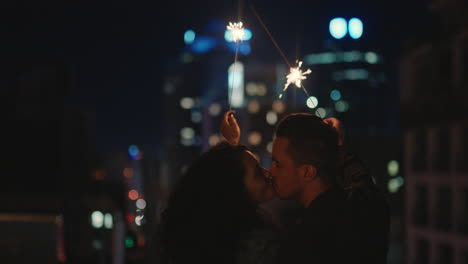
[{"xmin": 401, "ymin": 0, "xmax": 468, "ymax": 263}]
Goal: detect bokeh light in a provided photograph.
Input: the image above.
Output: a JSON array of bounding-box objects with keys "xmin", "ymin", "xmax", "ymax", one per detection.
[
  {"xmin": 123, "ymin": 168, "xmax": 133, "ymax": 179},
  {"xmin": 184, "ymin": 30, "xmax": 196, "ymax": 45},
  {"xmin": 306, "ymin": 96, "xmax": 319, "ymax": 109},
  {"xmin": 266, "ymin": 111, "xmax": 278, "ymax": 125},
  {"xmin": 135, "ymin": 215, "xmax": 144, "ymax": 226},
  {"xmin": 104, "ymin": 213, "xmax": 113, "ymax": 229},
  {"xmin": 329, "ymin": 18, "xmax": 347, "ymax": 39},
  {"xmin": 208, "ymin": 103, "xmax": 222, "ymax": 116},
  {"xmin": 191, "ymin": 111, "xmax": 202, "ymax": 123},
  {"xmin": 266, "ymin": 142, "xmax": 273, "ymax": 153},
  {"xmin": 387, "ymin": 160, "xmax": 400, "ymax": 177},
  {"xmin": 330, "ymin": 90, "xmax": 342, "ymax": 101},
  {"xmin": 91, "ymin": 211, "xmax": 104, "ymax": 229},
  {"xmin": 388, "ymin": 176, "xmax": 404, "ymax": 193},
  {"xmin": 365, "ymin": 52, "xmax": 379, "ymax": 64},
  {"xmin": 180, "ymin": 127, "xmax": 195, "ymax": 140},
  {"xmin": 247, "ymin": 100, "xmax": 260, "ymax": 114},
  {"xmin": 248, "ymin": 131, "xmax": 262, "ymax": 146},
  {"xmin": 315, "ymin": 107, "xmax": 327, "ymax": 117},
  {"xmin": 136, "ymin": 199, "xmax": 147, "ymax": 210},
  {"xmin": 209, "ymin": 134, "xmax": 222, "ymax": 146},
  {"xmin": 128, "ymin": 189, "xmax": 139, "ymax": 200},
  {"xmin": 335, "ymin": 101, "xmax": 350, "ymax": 112},
  {"xmin": 128, "ymin": 145, "xmax": 140, "ymax": 159},
  {"xmin": 272, "ymin": 101, "xmax": 286, "ymax": 114},
  {"xmin": 180, "ymin": 97, "xmax": 195, "ymax": 109},
  {"xmin": 348, "ymin": 18, "xmax": 363, "ymax": 39}
]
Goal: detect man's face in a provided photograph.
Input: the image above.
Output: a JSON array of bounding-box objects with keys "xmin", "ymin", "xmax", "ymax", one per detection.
[{"xmin": 270, "ymin": 137, "xmax": 301, "ymax": 199}]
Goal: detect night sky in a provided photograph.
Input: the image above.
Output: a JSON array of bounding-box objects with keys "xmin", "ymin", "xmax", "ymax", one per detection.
[{"xmin": 6, "ymin": 0, "xmax": 430, "ymax": 154}]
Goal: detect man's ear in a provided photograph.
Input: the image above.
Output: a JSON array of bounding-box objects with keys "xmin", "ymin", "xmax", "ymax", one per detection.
[{"xmin": 300, "ymin": 164, "xmax": 317, "ymax": 183}]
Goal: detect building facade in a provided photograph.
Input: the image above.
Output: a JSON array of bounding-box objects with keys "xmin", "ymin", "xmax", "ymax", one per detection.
[{"xmin": 401, "ymin": 0, "xmax": 468, "ymax": 263}]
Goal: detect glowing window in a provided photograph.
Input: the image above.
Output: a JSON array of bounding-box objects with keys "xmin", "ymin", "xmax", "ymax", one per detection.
[
  {"xmin": 228, "ymin": 62, "xmax": 245, "ymax": 108},
  {"xmin": 348, "ymin": 18, "xmax": 363, "ymax": 39},
  {"xmin": 329, "ymin": 18, "xmax": 347, "ymax": 39},
  {"xmin": 184, "ymin": 30, "xmax": 196, "ymax": 45},
  {"xmin": 91, "ymin": 211, "xmax": 104, "ymax": 229},
  {"xmin": 387, "ymin": 160, "xmax": 399, "ymax": 177},
  {"xmin": 104, "ymin": 213, "xmax": 113, "ymax": 229}
]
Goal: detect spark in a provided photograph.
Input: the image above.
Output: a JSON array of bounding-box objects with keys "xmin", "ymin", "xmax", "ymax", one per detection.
[
  {"xmin": 280, "ymin": 61, "xmax": 312, "ymax": 98},
  {"xmin": 227, "ymin": 21, "xmax": 246, "ymax": 42}
]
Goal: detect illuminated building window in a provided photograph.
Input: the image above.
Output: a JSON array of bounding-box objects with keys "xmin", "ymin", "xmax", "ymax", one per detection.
[
  {"xmin": 387, "ymin": 176, "xmax": 404, "ymax": 193},
  {"xmin": 91, "ymin": 211, "xmax": 104, "ymax": 229},
  {"xmin": 228, "ymin": 62, "xmax": 245, "ymax": 108},
  {"xmin": 329, "ymin": 18, "xmax": 347, "ymax": 39},
  {"xmin": 343, "ymin": 51, "xmax": 362, "ymax": 62},
  {"xmin": 246, "ymin": 82, "xmax": 267, "ymax": 96},
  {"xmin": 104, "ymin": 213, "xmax": 113, "ymax": 229},
  {"xmin": 344, "ymin": 69, "xmax": 369, "ymax": 80},
  {"xmin": 184, "ymin": 30, "xmax": 196, "ymax": 45},
  {"xmin": 246, "ymin": 82, "xmax": 257, "ymax": 96},
  {"xmin": 365, "ymin": 52, "xmax": 379, "ymax": 64},
  {"xmin": 387, "ymin": 160, "xmax": 399, "ymax": 177},
  {"xmin": 348, "ymin": 18, "xmax": 363, "ymax": 39}
]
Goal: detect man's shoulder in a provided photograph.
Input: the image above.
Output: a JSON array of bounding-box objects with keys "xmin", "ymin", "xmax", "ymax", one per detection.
[{"xmin": 301, "ymin": 189, "xmax": 348, "ymax": 225}]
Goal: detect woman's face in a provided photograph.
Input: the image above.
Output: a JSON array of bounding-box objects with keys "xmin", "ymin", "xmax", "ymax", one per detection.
[{"xmin": 242, "ymin": 150, "xmax": 276, "ymax": 202}]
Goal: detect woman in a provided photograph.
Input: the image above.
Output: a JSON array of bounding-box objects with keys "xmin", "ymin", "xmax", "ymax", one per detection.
[{"xmin": 159, "ymin": 139, "xmax": 278, "ymax": 264}]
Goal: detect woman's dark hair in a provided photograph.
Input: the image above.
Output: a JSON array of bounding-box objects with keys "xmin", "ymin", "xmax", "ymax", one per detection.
[
  {"xmin": 160, "ymin": 142, "xmax": 264, "ymax": 264},
  {"xmin": 276, "ymin": 113, "xmax": 339, "ymax": 187}
]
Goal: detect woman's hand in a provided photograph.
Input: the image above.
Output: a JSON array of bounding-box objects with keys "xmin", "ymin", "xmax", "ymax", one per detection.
[
  {"xmin": 221, "ymin": 110, "xmax": 240, "ymax": 145},
  {"xmin": 323, "ymin": 117, "xmax": 344, "ymax": 147}
]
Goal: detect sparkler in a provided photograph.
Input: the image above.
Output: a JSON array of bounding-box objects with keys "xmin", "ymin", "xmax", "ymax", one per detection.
[
  {"xmin": 279, "ymin": 61, "xmax": 312, "ymax": 99},
  {"xmin": 226, "ymin": 21, "xmax": 245, "ymax": 109},
  {"xmin": 227, "ymin": 22, "xmax": 246, "ymax": 42},
  {"xmin": 249, "ymin": 5, "xmax": 320, "ymax": 116}
]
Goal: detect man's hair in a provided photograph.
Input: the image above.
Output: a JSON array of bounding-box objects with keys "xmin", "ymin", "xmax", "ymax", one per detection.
[{"xmin": 276, "ymin": 113, "xmax": 339, "ymax": 187}]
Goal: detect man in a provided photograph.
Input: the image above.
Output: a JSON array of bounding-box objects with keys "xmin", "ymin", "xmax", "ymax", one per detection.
[{"xmin": 222, "ymin": 111, "xmax": 389, "ymax": 264}]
